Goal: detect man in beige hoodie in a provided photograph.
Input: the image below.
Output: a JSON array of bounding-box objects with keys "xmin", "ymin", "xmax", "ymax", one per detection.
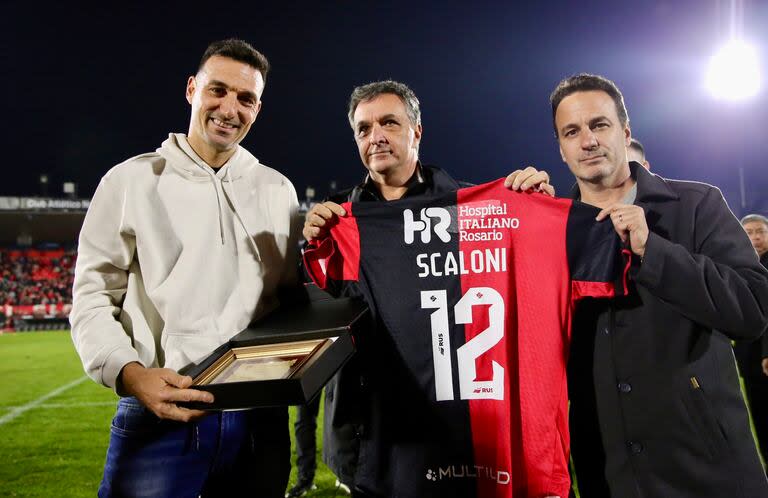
[{"xmin": 70, "ymin": 39, "xmax": 300, "ymax": 498}]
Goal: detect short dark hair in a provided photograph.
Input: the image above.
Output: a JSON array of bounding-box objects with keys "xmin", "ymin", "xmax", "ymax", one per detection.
[
  {"xmin": 628, "ymin": 138, "xmax": 645, "ymax": 159},
  {"xmin": 741, "ymin": 214, "xmax": 768, "ymax": 228},
  {"xmin": 198, "ymin": 39, "xmax": 270, "ymax": 82},
  {"xmin": 549, "ymin": 73, "xmax": 629, "ymax": 138},
  {"xmin": 348, "ymin": 80, "xmax": 421, "ymax": 128}
]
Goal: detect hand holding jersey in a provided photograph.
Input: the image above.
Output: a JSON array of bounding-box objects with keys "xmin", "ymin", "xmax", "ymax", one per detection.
[
  {"xmin": 303, "ymin": 201, "xmax": 347, "ymax": 242},
  {"xmin": 303, "ymin": 179, "xmax": 628, "ymax": 498},
  {"xmin": 595, "ymin": 203, "xmax": 649, "ymax": 258},
  {"xmin": 303, "ymin": 167, "xmax": 555, "ymax": 244},
  {"xmin": 552, "ymin": 74, "xmax": 768, "ymax": 498},
  {"xmin": 311, "ymin": 80, "xmax": 573, "ymax": 498},
  {"xmin": 502, "ymin": 166, "xmax": 555, "ymax": 196}
]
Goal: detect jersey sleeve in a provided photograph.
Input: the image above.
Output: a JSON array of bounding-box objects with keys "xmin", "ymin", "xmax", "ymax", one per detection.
[
  {"xmin": 566, "ymin": 200, "xmax": 631, "ymax": 300},
  {"xmin": 302, "ymin": 202, "xmax": 361, "ymax": 291}
]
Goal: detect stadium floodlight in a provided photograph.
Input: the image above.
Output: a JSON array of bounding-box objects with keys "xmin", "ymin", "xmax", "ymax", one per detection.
[
  {"xmin": 705, "ymin": 39, "xmax": 761, "ymax": 100},
  {"xmin": 39, "ymin": 174, "xmax": 49, "ymax": 196}
]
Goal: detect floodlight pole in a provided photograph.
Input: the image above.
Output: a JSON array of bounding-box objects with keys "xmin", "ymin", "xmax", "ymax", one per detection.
[
  {"xmin": 709, "ymin": 0, "xmax": 757, "ymax": 215},
  {"xmin": 738, "ymin": 165, "xmax": 746, "ymax": 211}
]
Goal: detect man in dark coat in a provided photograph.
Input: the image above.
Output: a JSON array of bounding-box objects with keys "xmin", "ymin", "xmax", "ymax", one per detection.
[
  {"xmin": 550, "ymin": 73, "xmax": 768, "ymax": 498},
  {"xmin": 734, "ymin": 213, "xmax": 768, "ymax": 469}
]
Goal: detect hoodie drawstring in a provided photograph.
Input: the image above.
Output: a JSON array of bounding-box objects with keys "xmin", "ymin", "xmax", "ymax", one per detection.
[
  {"xmin": 222, "ymin": 167, "xmax": 262, "ymax": 261},
  {"xmin": 209, "ymin": 171, "xmax": 226, "ymax": 245},
  {"xmin": 167, "ymin": 134, "xmax": 261, "ymax": 259}
]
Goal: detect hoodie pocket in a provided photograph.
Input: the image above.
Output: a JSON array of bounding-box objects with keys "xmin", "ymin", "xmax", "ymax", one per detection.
[{"xmin": 161, "ymin": 331, "xmax": 224, "ymax": 372}]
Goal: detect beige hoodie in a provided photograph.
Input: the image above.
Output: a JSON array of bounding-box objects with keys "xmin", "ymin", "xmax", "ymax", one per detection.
[{"xmin": 71, "ymin": 134, "xmax": 300, "ymax": 391}]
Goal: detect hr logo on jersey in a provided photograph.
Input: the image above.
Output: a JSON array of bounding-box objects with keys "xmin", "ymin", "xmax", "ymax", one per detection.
[{"xmin": 403, "ymin": 208, "xmax": 451, "ymax": 244}]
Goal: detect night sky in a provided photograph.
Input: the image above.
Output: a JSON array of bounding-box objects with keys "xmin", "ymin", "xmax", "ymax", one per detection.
[{"xmin": 6, "ymin": 0, "xmax": 768, "ymax": 216}]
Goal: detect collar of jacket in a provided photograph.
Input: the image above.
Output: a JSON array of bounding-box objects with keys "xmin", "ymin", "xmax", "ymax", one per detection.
[
  {"xmin": 569, "ymin": 161, "xmax": 679, "ymax": 203},
  {"xmin": 347, "ymin": 162, "xmax": 461, "ymax": 202}
]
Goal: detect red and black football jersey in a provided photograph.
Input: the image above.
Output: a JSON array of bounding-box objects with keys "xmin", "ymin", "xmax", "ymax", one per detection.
[{"xmin": 304, "ymin": 178, "xmax": 629, "ymax": 498}]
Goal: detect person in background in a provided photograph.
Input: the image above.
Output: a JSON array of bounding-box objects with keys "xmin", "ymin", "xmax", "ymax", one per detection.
[
  {"xmin": 627, "ymin": 137, "xmax": 650, "ymax": 170},
  {"xmin": 285, "ymin": 396, "xmax": 324, "ymax": 497}
]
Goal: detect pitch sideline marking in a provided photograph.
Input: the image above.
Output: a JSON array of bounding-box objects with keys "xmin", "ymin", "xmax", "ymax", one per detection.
[
  {"xmin": 0, "ymin": 376, "xmax": 89, "ymax": 427},
  {"xmin": 0, "ymin": 401, "xmax": 116, "ymax": 410}
]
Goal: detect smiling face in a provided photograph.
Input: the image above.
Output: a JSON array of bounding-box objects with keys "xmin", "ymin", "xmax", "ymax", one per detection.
[
  {"xmin": 185, "ymin": 55, "xmax": 263, "ymax": 167},
  {"xmin": 352, "ymin": 93, "xmax": 422, "ymax": 185},
  {"xmin": 555, "ymin": 90, "xmax": 631, "ymax": 187}
]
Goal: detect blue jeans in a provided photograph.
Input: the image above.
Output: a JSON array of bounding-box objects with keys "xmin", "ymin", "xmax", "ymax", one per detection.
[{"xmin": 99, "ymin": 397, "xmax": 289, "ymax": 498}]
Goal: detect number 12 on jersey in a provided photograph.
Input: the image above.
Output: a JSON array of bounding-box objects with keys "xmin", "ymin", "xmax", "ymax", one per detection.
[{"xmin": 420, "ymin": 287, "xmax": 505, "ymax": 401}]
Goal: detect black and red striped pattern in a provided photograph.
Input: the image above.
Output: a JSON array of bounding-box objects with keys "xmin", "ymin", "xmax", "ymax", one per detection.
[{"xmin": 304, "ymin": 178, "xmax": 628, "ymax": 498}]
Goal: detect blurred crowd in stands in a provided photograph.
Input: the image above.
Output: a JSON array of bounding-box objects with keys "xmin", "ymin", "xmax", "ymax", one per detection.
[{"xmin": 1, "ymin": 247, "xmax": 75, "ymax": 330}]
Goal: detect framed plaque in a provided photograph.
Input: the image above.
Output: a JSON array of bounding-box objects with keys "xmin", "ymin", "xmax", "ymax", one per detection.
[
  {"xmin": 179, "ymin": 296, "xmax": 368, "ymax": 411},
  {"xmin": 193, "ymin": 339, "xmax": 331, "ymax": 385}
]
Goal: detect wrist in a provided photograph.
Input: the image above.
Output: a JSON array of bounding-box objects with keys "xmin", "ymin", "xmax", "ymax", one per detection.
[
  {"xmin": 117, "ymin": 362, "xmax": 144, "ymax": 397},
  {"xmin": 635, "ymin": 231, "xmax": 650, "ymax": 259}
]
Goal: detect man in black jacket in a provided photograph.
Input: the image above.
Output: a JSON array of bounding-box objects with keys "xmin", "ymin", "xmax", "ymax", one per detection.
[
  {"xmin": 734, "ymin": 213, "xmax": 768, "ymax": 470},
  {"xmin": 303, "ymin": 80, "xmax": 555, "ymax": 497},
  {"xmin": 551, "ymin": 73, "xmax": 768, "ymax": 497}
]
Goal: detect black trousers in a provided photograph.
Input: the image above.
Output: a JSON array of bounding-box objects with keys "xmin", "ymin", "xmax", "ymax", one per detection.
[
  {"xmin": 742, "ymin": 373, "xmax": 768, "ymax": 468},
  {"xmin": 293, "ymin": 394, "xmax": 322, "ymax": 482}
]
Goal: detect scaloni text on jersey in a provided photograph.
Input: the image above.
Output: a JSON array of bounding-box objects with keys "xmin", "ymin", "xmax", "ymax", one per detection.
[{"xmin": 416, "ymin": 248, "xmax": 508, "ymax": 278}]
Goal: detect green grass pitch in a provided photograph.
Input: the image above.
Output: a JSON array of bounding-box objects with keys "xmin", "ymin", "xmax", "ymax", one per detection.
[
  {"xmin": 0, "ymin": 331, "xmax": 341, "ymax": 497},
  {"xmin": 1, "ymin": 331, "xmax": 762, "ymax": 497}
]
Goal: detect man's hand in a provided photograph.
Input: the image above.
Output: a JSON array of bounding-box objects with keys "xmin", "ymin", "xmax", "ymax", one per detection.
[
  {"xmin": 503, "ymin": 166, "xmax": 555, "ymax": 197},
  {"xmin": 303, "ymin": 201, "xmax": 347, "ymax": 243},
  {"xmin": 596, "ymin": 204, "xmax": 650, "ymax": 258},
  {"xmin": 762, "ymin": 358, "xmax": 768, "ymax": 377},
  {"xmin": 119, "ymin": 362, "xmax": 213, "ymax": 422}
]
